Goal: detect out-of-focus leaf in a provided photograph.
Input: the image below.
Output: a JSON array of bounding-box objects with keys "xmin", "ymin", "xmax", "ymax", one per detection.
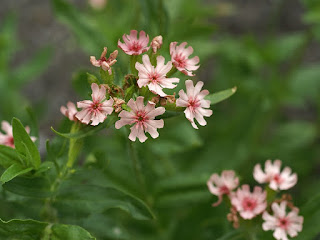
[
  {"xmin": 52, "ymin": 0, "xmax": 105, "ymax": 53},
  {"xmin": 145, "ymin": 117, "xmax": 202, "ymax": 155},
  {"xmin": 0, "ymin": 218, "xmax": 95, "ymax": 240},
  {"xmin": 82, "ymin": 214, "xmax": 130, "ymax": 240},
  {"xmin": 12, "ymin": 118, "xmax": 40, "ymax": 169},
  {"xmin": 295, "ymin": 192, "xmax": 320, "ymax": 240},
  {"xmin": 11, "ymin": 47, "xmax": 52, "ymax": 86},
  {"xmin": 289, "ymin": 65, "xmax": 320, "ymax": 104},
  {"xmin": 72, "ymin": 71, "xmax": 92, "ymax": 98},
  {"xmin": 154, "ymin": 173, "xmax": 210, "ymax": 208},
  {"xmin": 0, "ymin": 164, "xmax": 33, "ymax": 184},
  {"xmin": 55, "ymin": 184, "xmax": 155, "ymax": 220},
  {"xmin": 3, "ymin": 176, "xmax": 52, "ymax": 198},
  {"xmin": 207, "ymin": 87, "xmax": 237, "ymax": 105}
]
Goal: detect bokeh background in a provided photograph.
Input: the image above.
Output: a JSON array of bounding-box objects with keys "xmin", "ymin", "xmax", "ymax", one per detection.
[{"xmin": 0, "ymin": 0, "xmax": 319, "ymax": 239}]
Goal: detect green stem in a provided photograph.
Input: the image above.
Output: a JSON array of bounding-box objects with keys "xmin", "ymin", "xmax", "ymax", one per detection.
[
  {"xmin": 41, "ymin": 122, "xmax": 83, "ymax": 222},
  {"xmin": 166, "ymin": 67, "xmax": 177, "ymax": 77},
  {"xmin": 128, "ymin": 140, "xmax": 146, "ymax": 195},
  {"xmin": 130, "ymin": 55, "xmax": 138, "ymax": 75}
]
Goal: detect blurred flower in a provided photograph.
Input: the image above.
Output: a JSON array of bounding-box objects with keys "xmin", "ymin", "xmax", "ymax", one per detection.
[
  {"xmin": 170, "ymin": 42, "xmax": 200, "ymax": 76},
  {"xmin": 135, "ymin": 55, "xmax": 179, "ymax": 97},
  {"xmin": 118, "ymin": 30, "xmax": 150, "ymax": 55},
  {"xmin": 76, "ymin": 83, "xmax": 114, "ymax": 126},
  {"xmin": 90, "ymin": 47, "xmax": 118, "ymax": 75},
  {"xmin": 231, "ymin": 185, "xmax": 267, "ymax": 219},
  {"xmin": 254, "ymin": 160, "xmax": 297, "ymax": 191},
  {"xmin": 115, "ymin": 96, "xmax": 165, "ymax": 143},
  {"xmin": 176, "ymin": 80, "xmax": 212, "ymax": 129},
  {"xmin": 151, "ymin": 35, "xmax": 163, "ymax": 54},
  {"xmin": 207, "ymin": 170, "xmax": 239, "ymax": 206},
  {"xmin": 0, "ymin": 121, "xmax": 36, "ymax": 148},
  {"xmin": 262, "ymin": 201, "xmax": 303, "ymax": 240},
  {"xmin": 60, "ymin": 101, "xmax": 78, "ymax": 122},
  {"xmin": 88, "ymin": 0, "xmax": 107, "ymax": 10}
]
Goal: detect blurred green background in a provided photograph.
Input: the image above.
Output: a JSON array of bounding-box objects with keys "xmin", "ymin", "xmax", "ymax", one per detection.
[{"xmin": 0, "ymin": 0, "xmax": 319, "ymax": 239}]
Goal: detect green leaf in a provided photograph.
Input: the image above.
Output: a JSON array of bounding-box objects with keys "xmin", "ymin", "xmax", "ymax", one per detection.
[
  {"xmin": 0, "ymin": 218, "xmax": 95, "ymax": 240},
  {"xmin": 289, "ymin": 65, "xmax": 320, "ymax": 104},
  {"xmin": 153, "ymin": 173, "xmax": 211, "ymax": 208},
  {"xmin": 12, "ymin": 118, "xmax": 40, "ymax": 169},
  {"xmin": 207, "ymin": 87, "xmax": 237, "ymax": 105},
  {"xmin": 295, "ymin": 192, "xmax": 320, "ymax": 240},
  {"xmin": 55, "ymin": 184, "xmax": 155, "ymax": 220},
  {"xmin": 3, "ymin": 176, "xmax": 52, "ymax": 198},
  {"xmin": 0, "ymin": 145, "xmax": 22, "ymax": 168},
  {"xmin": 0, "ymin": 164, "xmax": 33, "ymax": 184},
  {"xmin": 51, "ymin": 115, "xmax": 117, "ymax": 139}
]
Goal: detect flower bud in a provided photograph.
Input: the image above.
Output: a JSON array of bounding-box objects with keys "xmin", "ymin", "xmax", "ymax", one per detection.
[{"xmin": 151, "ymin": 35, "xmax": 163, "ymax": 54}]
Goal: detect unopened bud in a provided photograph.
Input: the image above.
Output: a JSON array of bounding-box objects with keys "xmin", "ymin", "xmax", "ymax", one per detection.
[
  {"xmin": 113, "ymin": 97, "xmax": 126, "ymax": 113},
  {"xmin": 151, "ymin": 36, "xmax": 163, "ymax": 53}
]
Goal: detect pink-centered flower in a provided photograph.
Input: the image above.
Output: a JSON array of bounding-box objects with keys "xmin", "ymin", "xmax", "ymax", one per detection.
[
  {"xmin": 135, "ymin": 55, "xmax": 179, "ymax": 97},
  {"xmin": 90, "ymin": 47, "xmax": 118, "ymax": 75},
  {"xmin": 170, "ymin": 42, "xmax": 200, "ymax": 76},
  {"xmin": 262, "ymin": 202, "xmax": 303, "ymax": 240},
  {"xmin": 115, "ymin": 96, "xmax": 165, "ymax": 143},
  {"xmin": 207, "ymin": 170, "xmax": 239, "ymax": 207},
  {"xmin": 254, "ymin": 160, "xmax": 297, "ymax": 191},
  {"xmin": 231, "ymin": 185, "xmax": 267, "ymax": 219},
  {"xmin": 118, "ymin": 30, "xmax": 150, "ymax": 55},
  {"xmin": 76, "ymin": 83, "xmax": 114, "ymax": 126},
  {"xmin": 60, "ymin": 102, "xmax": 78, "ymax": 122},
  {"xmin": 0, "ymin": 121, "xmax": 36, "ymax": 148},
  {"xmin": 176, "ymin": 80, "xmax": 212, "ymax": 129}
]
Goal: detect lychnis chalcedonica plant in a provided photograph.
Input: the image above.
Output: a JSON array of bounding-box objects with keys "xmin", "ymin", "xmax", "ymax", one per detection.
[{"xmin": 0, "ymin": 30, "xmax": 236, "ymax": 239}]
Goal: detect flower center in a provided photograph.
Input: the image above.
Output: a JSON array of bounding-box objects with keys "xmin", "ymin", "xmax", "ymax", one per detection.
[
  {"xmin": 278, "ymin": 217, "xmax": 290, "ymax": 230},
  {"xmin": 135, "ymin": 110, "xmax": 148, "ymax": 123},
  {"xmin": 131, "ymin": 42, "xmax": 141, "ymax": 52},
  {"xmin": 242, "ymin": 197, "xmax": 257, "ymax": 211},
  {"xmin": 149, "ymin": 74, "xmax": 159, "ymax": 83},
  {"xmin": 219, "ymin": 185, "xmax": 230, "ymax": 195},
  {"xmin": 174, "ymin": 54, "xmax": 186, "ymax": 68},
  {"xmin": 273, "ymin": 174, "xmax": 283, "ymax": 184},
  {"xmin": 91, "ymin": 102, "xmax": 101, "ymax": 111},
  {"xmin": 188, "ymin": 98, "xmax": 201, "ymax": 111}
]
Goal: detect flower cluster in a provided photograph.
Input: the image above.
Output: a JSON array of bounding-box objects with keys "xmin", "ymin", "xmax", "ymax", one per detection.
[
  {"xmin": 207, "ymin": 159, "xmax": 303, "ymax": 240},
  {"xmin": 0, "ymin": 121, "xmax": 36, "ymax": 148},
  {"xmin": 60, "ymin": 30, "xmax": 213, "ymax": 142}
]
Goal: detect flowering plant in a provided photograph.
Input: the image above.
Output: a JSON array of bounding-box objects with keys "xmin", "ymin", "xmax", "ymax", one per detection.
[{"xmin": 0, "ymin": 30, "xmax": 235, "ymax": 239}]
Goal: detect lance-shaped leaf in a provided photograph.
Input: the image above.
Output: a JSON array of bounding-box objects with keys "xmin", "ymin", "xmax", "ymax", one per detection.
[
  {"xmin": 51, "ymin": 115, "xmax": 117, "ymax": 139},
  {"xmin": 12, "ymin": 118, "xmax": 40, "ymax": 169},
  {"xmin": 55, "ymin": 184, "xmax": 155, "ymax": 220},
  {"xmin": 0, "ymin": 218, "xmax": 95, "ymax": 240},
  {"xmin": 0, "ymin": 164, "xmax": 33, "ymax": 184},
  {"xmin": 207, "ymin": 87, "xmax": 237, "ymax": 105},
  {"xmin": 3, "ymin": 176, "xmax": 52, "ymax": 198}
]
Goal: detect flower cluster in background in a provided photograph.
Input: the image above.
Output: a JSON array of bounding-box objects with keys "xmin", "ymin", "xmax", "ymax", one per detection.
[
  {"xmin": 60, "ymin": 30, "xmax": 213, "ymax": 142},
  {"xmin": 207, "ymin": 159, "xmax": 303, "ymax": 240}
]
